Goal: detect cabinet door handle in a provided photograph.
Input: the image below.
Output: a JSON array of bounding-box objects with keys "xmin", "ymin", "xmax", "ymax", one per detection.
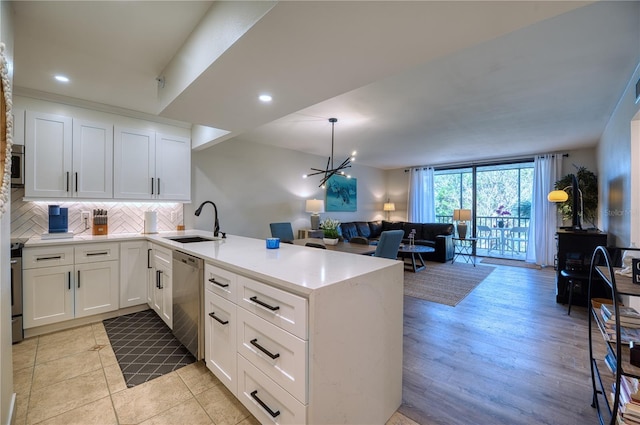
[
  {"xmin": 68, "ymin": 271, "xmax": 71, "ymax": 290},
  {"xmin": 66, "ymin": 171, "xmax": 70, "ymax": 192},
  {"xmin": 156, "ymin": 270, "xmax": 160, "ymax": 288},
  {"xmin": 77, "ymin": 270, "xmax": 81, "ymax": 288},
  {"xmin": 75, "ymin": 172, "xmax": 78, "ymax": 192},
  {"xmin": 249, "ymin": 296, "xmax": 280, "ymax": 311},
  {"xmin": 208, "ymin": 312, "xmax": 229, "ymax": 325},
  {"xmin": 158, "ymin": 270, "xmax": 163, "ymax": 289},
  {"xmin": 250, "ymin": 390, "xmax": 280, "ymax": 418},
  {"xmin": 147, "ymin": 248, "xmax": 152, "ymax": 269},
  {"xmin": 36, "ymin": 256, "xmax": 62, "ymax": 261},
  {"xmin": 250, "ymin": 338, "xmax": 280, "ymax": 359},
  {"xmin": 151, "ymin": 177, "xmax": 154, "ymax": 195},
  {"xmin": 86, "ymin": 251, "xmax": 109, "ymax": 257},
  {"xmin": 157, "ymin": 178, "xmax": 160, "ymax": 195},
  {"xmin": 208, "ymin": 278, "xmax": 229, "ymax": 288}
]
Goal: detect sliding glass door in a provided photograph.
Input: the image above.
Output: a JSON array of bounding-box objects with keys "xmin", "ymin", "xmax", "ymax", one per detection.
[{"xmin": 434, "ymin": 161, "xmax": 533, "ymax": 259}]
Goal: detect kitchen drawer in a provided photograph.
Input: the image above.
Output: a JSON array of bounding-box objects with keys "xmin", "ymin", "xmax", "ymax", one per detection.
[
  {"xmin": 237, "ymin": 308, "xmax": 307, "ymax": 403},
  {"xmin": 237, "ymin": 276, "xmax": 307, "ymax": 340},
  {"xmin": 237, "ymin": 355, "xmax": 306, "ymax": 425},
  {"xmin": 204, "ymin": 263, "xmax": 236, "ymax": 301},
  {"xmin": 23, "ymin": 246, "xmax": 74, "ymax": 269},
  {"xmin": 74, "ymin": 242, "xmax": 119, "ymax": 264}
]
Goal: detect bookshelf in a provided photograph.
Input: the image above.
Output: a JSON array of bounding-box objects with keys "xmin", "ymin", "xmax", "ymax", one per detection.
[{"xmin": 589, "ymin": 246, "xmax": 640, "ymax": 425}]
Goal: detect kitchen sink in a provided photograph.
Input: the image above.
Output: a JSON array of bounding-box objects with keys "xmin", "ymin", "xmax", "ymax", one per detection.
[{"xmin": 164, "ymin": 236, "xmax": 218, "ymax": 243}]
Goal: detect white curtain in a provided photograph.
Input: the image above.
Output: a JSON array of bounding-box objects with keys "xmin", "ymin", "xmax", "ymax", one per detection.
[
  {"xmin": 526, "ymin": 154, "xmax": 562, "ymax": 266},
  {"xmin": 407, "ymin": 167, "xmax": 435, "ymax": 222}
]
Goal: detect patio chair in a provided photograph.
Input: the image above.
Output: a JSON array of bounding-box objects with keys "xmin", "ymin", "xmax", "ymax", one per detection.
[
  {"xmin": 507, "ymin": 227, "xmax": 529, "ymax": 255},
  {"xmin": 477, "ymin": 225, "xmax": 499, "ymax": 253}
]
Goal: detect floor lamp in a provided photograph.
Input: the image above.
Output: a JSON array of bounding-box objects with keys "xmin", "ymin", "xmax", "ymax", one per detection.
[{"xmin": 383, "ymin": 199, "xmax": 395, "ymax": 220}]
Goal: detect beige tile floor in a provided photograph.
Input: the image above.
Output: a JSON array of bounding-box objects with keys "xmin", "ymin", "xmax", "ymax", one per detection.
[{"xmin": 12, "ymin": 322, "xmax": 417, "ymax": 425}]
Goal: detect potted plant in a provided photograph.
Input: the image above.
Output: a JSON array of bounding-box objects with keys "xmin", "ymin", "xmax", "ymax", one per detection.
[
  {"xmin": 495, "ymin": 205, "xmax": 511, "ymax": 228},
  {"xmin": 554, "ymin": 166, "xmax": 598, "ymax": 229},
  {"xmin": 321, "ymin": 218, "xmax": 340, "ymax": 245}
]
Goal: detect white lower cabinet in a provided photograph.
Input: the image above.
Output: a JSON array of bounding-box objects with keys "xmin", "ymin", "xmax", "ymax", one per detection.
[
  {"xmin": 23, "ymin": 243, "xmax": 120, "ymax": 329},
  {"xmin": 203, "ymin": 263, "xmax": 309, "ymax": 422},
  {"xmin": 120, "ymin": 241, "xmax": 149, "ymax": 308},
  {"xmin": 147, "ymin": 243, "xmax": 172, "ymax": 328},
  {"xmin": 204, "ymin": 288, "xmax": 237, "ymax": 394}
]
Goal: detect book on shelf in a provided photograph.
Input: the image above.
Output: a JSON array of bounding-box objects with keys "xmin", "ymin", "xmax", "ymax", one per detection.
[
  {"xmin": 602, "ymin": 304, "xmax": 640, "ymax": 328},
  {"xmin": 606, "ymin": 352, "xmax": 617, "ymax": 374},
  {"xmin": 606, "ymin": 326, "xmax": 640, "ymax": 344}
]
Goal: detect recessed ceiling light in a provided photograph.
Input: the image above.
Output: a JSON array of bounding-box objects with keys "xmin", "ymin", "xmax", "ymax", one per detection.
[
  {"xmin": 258, "ymin": 94, "xmax": 272, "ymax": 102},
  {"xmin": 54, "ymin": 75, "xmax": 70, "ymax": 83}
]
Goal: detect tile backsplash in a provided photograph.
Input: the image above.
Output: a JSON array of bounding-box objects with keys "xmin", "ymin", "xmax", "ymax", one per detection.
[{"xmin": 11, "ymin": 187, "xmax": 184, "ymax": 239}]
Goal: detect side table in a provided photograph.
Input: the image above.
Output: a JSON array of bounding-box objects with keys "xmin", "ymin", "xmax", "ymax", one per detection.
[
  {"xmin": 452, "ymin": 237, "xmax": 477, "ymax": 267},
  {"xmin": 297, "ymin": 229, "xmax": 324, "ymax": 239}
]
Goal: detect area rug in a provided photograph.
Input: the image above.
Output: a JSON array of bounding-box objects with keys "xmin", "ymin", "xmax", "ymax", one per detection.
[
  {"xmin": 404, "ymin": 262, "xmax": 495, "ymax": 306},
  {"xmin": 103, "ymin": 309, "xmax": 195, "ymax": 388},
  {"xmin": 480, "ymin": 257, "xmax": 542, "ymax": 269}
]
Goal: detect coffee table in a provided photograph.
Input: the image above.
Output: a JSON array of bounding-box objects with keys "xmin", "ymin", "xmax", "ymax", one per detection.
[{"xmin": 397, "ymin": 245, "xmax": 435, "ymax": 272}]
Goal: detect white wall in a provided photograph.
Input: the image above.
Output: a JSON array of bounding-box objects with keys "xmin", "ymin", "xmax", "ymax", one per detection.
[
  {"xmin": 0, "ymin": 1, "xmax": 14, "ymax": 423},
  {"xmin": 598, "ymin": 60, "xmax": 640, "ymax": 247},
  {"xmin": 186, "ymin": 137, "xmax": 387, "ymax": 239}
]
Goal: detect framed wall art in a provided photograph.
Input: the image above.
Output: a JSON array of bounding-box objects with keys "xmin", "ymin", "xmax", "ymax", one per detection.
[{"xmin": 325, "ymin": 175, "xmax": 357, "ymax": 212}]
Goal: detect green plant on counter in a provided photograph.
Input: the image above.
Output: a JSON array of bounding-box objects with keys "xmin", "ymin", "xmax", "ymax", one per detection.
[
  {"xmin": 321, "ymin": 218, "xmax": 340, "ymax": 239},
  {"xmin": 554, "ymin": 166, "xmax": 598, "ymax": 228}
]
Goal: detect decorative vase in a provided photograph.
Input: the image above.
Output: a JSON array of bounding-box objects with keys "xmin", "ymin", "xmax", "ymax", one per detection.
[
  {"xmin": 323, "ymin": 238, "xmax": 339, "ymax": 246},
  {"xmin": 497, "ymin": 220, "xmax": 504, "ymax": 228}
]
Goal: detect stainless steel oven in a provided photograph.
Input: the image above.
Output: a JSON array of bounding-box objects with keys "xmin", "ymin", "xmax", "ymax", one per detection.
[
  {"xmin": 11, "ymin": 240, "xmax": 24, "ymax": 343},
  {"xmin": 11, "ymin": 144, "xmax": 24, "ymax": 187}
]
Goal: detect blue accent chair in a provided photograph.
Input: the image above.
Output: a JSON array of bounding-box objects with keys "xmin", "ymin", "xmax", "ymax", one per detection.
[
  {"xmin": 374, "ymin": 230, "xmax": 405, "ymax": 259},
  {"xmin": 270, "ymin": 222, "xmax": 295, "ymax": 243}
]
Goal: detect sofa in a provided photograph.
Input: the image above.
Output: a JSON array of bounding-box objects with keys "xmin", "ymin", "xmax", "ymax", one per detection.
[{"xmin": 337, "ymin": 220, "xmax": 454, "ymax": 263}]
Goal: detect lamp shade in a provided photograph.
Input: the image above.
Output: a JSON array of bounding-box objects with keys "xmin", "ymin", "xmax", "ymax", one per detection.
[
  {"xmin": 453, "ymin": 209, "xmax": 472, "ymax": 221},
  {"xmin": 305, "ymin": 199, "xmax": 325, "ymax": 214},
  {"xmin": 383, "ymin": 202, "xmax": 396, "ymax": 212},
  {"xmin": 547, "ymin": 190, "xmax": 569, "ymax": 202}
]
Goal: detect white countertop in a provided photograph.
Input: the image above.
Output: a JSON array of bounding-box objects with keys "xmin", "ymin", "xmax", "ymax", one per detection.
[{"xmin": 24, "ymin": 230, "xmax": 400, "ymax": 296}]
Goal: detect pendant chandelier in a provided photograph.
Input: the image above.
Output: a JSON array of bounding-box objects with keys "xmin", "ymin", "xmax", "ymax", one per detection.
[{"xmin": 303, "ymin": 118, "xmax": 356, "ymax": 188}]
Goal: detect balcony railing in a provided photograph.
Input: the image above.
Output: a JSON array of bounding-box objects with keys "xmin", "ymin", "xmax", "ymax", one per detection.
[{"xmin": 437, "ymin": 215, "xmax": 531, "ymax": 255}]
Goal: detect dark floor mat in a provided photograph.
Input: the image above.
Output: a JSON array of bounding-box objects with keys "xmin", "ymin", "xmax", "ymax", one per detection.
[{"xmin": 103, "ymin": 309, "xmax": 195, "ymax": 388}]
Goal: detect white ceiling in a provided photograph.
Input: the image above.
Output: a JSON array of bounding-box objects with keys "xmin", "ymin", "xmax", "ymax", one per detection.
[{"xmin": 12, "ymin": 1, "xmax": 640, "ymax": 170}]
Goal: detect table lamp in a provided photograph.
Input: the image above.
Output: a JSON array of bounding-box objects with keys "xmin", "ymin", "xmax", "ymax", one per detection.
[
  {"xmin": 306, "ymin": 199, "xmax": 325, "ymax": 230},
  {"xmin": 383, "ymin": 199, "xmax": 396, "ymax": 220},
  {"xmin": 453, "ymin": 209, "xmax": 472, "ymax": 239}
]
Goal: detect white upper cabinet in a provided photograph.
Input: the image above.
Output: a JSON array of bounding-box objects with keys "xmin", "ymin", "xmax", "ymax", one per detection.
[
  {"xmin": 25, "ymin": 111, "xmax": 73, "ymax": 198},
  {"xmin": 114, "ymin": 127, "xmax": 190, "ymax": 201},
  {"xmin": 72, "ymin": 119, "xmax": 113, "ymax": 199},
  {"xmin": 25, "ymin": 112, "xmax": 113, "ymax": 199},
  {"xmin": 113, "ymin": 127, "xmax": 156, "ymax": 199},
  {"xmin": 156, "ymin": 133, "xmax": 191, "ymax": 201}
]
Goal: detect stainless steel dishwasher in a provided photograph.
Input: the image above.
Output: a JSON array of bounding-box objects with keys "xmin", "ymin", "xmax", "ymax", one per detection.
[{"xmin": 172, "ymin": 251, "xmax": 204, "ymax": 359}]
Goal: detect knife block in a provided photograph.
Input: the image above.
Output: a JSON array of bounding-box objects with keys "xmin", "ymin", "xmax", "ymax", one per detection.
[{"xmin": 92, "ymin": 218, "xmax": 108, "ymax": 235}]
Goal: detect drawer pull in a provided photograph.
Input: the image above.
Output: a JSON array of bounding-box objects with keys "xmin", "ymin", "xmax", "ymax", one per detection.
[
  {"xmin": 249, "ymin": 296, "xmax": 280, "ymax": 311},
  {"xmin": 209, "ymin": 278, "xmax": 229, "ymax": 288},
  {"xmin": 36, "ymin": 256, "xmax": 62, "ymax": 261},
  {"xmin": 250, "ymin": 390, "xmax": 280, "ymax": 418},
  {"xmin": 250, "ymin": 338, "xmax": 280, "ymax": 359},
  {"xmin": 208, "ymin": 312, "xmax": 229, "ymax": 325},
  {"xmin": 86, "ymin": 251, "xmax": 109, "ymax": 257}
]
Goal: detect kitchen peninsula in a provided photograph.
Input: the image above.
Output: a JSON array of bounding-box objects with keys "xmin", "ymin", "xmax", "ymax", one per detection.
[{"xmin": 22, "ymin": 231, "xmax": 404, "ymax": 424}]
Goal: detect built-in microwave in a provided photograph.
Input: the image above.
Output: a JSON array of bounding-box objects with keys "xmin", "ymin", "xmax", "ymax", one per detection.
[{"xmin": 11, "ymin": 144, "xmax": 24, "ymax": 187}]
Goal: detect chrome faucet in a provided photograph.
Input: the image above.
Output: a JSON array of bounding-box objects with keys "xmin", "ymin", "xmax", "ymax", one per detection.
[{"xmin": 194, "ymin": 201, "xmax": 222, "ymax": 238}]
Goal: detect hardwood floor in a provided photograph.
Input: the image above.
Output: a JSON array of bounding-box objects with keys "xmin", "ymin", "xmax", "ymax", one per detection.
[{"xmin": 399, "ymin": 263, "xmax": 599, "ymax": 425}]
